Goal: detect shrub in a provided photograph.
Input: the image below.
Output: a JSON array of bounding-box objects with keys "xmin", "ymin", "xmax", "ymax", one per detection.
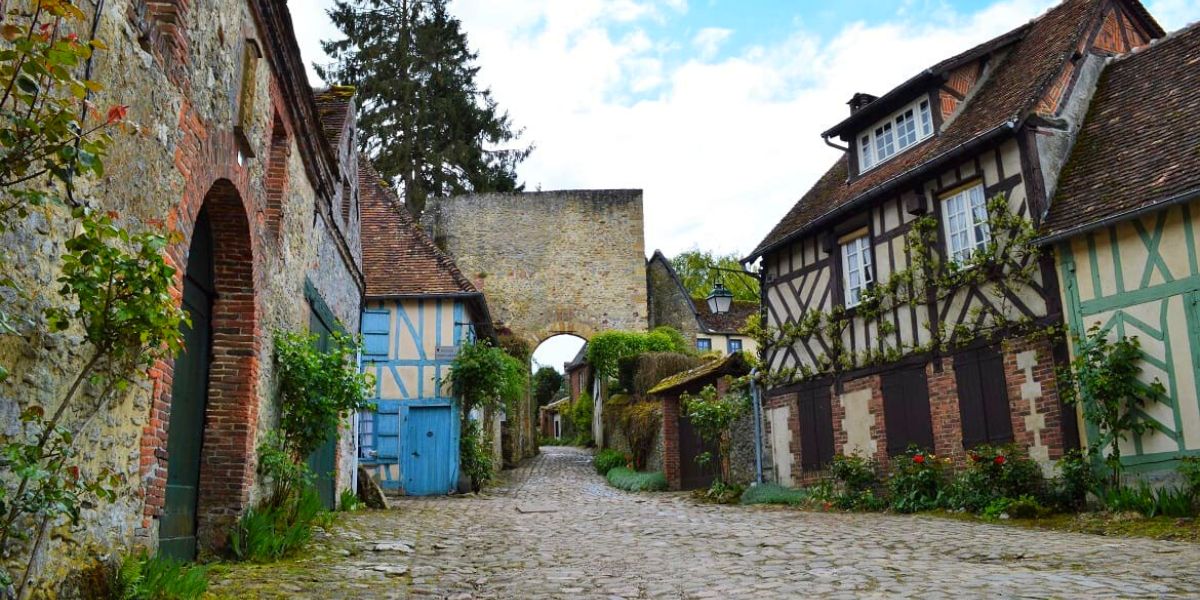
[
  {"xmin": 618, "ymin": 400, "xmax": 662, "ymax": 470},
  {"xmin": 1047, "ymin": 449, "xmax": 1099, "ymax": 512},
  {"xmin": 621, "ymin": 352, "xmax": 701, "ymax": 397},
  {"xmin": 888, "ymin": 448, "xmax": 947, "ymax": 513},
  {"xmin": 228, "ymin": 487, "xmax": 324, "ymax": 562},
  {"xmin": 1180, "ymin": 457, "xmax": 1200, "ymax": 497},
  {"xmin": 567, "ymin": 392, "xmax": 595, "ymax": 444},
  {"xmin": 740, "ymin": 484, "xmax": 809, "ymax": 506},
  {"xmin": 588, "ymin": 329, "xmax": 687, "ymax": 379},
  {"xmin": 699, "ymin": 480, "xmax": 744, "ymax": 504},
  {"xmin": 460, "ymin": 418, "xmax": 494, "ymax": 492},
  {"xmin": 594, "ymin": 449, "xmax": 628, "ymax": 476},
  {"xmin": 1098, "ymin": 481, "xmax": 1195, "ymax": 518},
  {"xmin": 943, "ymin": 445, "xmax": 1046, "ymax": 513},
  {"xmin": 338, "ymin": 488, "xmax": 362, "ymax": 512},
  {"xmin": 681, "ymin": 382, "xmax": 748, "ymax": 483},
  {"xmin": 605, "ymin": 467, "xmax": 668, "ymax": 492},
  {"xmin": 829, "ymin": 454, "xmax": 877, "ymax": 494},
  {"xmin": 113, "ymin": 551, "xmax": 208, "ymax": 600},
  {"xmin": 980, "ymin": 495, "xmax": 1047, "ymax": 520}
]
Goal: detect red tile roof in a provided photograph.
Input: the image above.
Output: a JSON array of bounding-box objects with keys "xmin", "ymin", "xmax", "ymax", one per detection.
[
  {"xmin": 1042, "ymin": 23, "xmax": 1200, "ymax": 241},
  {"xmin": 694, "ymin": 299, "xmax": 758, "ymax": 335},
  {"xmin": 359, "ymin": 160, "xmax": 480, "ymax": 298},
  {"xmin": 749, "ymin": 0, "xmax": 1139, "ymax": 261}
]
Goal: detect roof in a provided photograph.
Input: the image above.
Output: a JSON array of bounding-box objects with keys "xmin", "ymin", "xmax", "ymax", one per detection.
[
  {"xmin": 1041, "ymin": 23, "xmax": 1200, "ymax": 242},
  {"xmin": 648, "ymin": 352, "xmax": 751, "ymax": 396},
  {"xmin": 565, "ymin": 344, "xmax": 589, "ymax": 372},
  {"xmin": 312, "ymin": 86, "xmax": 355, "ymax": 147},
  {"xmin": 695, "ymin": 299, "xmax": 758, "ymax": 335},
  {"xmin": 542, "ymin": 397, "xmax": 571, "ymax": 413},
  {"xmin": 748, "ymin": 0, "xmax": 1159, "ymax": 261},
  {"xmin": 359, "ymin": 160, "xmax": 480, "ymax": 299}
]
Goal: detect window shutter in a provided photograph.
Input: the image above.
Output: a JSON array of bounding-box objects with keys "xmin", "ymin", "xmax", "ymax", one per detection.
[
  {"xmin": 799, "ymin": 392, "xmax": 819, "ymax": 470},
  {"xmin": 954, "ymin": 347, "xmax": 1011, "ymax": 448},
  {"xmin": 882, "ymin": 367, "xmax": 934, "ymax": 455},
  {"xmin": 954, "ymin": 349, "xmax": 987, "ymax": 448},
  {"xmin": 798, "ymin": 383, "xmax": 835, "ymax": 470},
  {"xmin": 979, "ymin": 348, "xmax": 1013, "ymax": 444}
]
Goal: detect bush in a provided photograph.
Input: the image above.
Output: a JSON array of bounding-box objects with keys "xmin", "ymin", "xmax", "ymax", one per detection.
[
  {"xmin": 594, "ymin": 449, "xmax": 628, "ymax": 476},
  {"xmin": 228, "ymin": 486, "xmax": 324, "ymax": 562},
  {"xmin": 1047, "ymin": 449, "xmax": 1099, "ymax": 512},
  {"xmin": 829, "ymin": 454, "xmax": 877, "ymax": 494},
  {"xmin": 460, "ymin": 418, "xmax": 494, "ymax": 492},
  {"xmin": 113, "ymin": 551, "xmax": 208, "ymax": 600},
  {"xmin": 588, "ymin": 329, "xmax": 688, "ymax": 379},
  {"xmin": 943, "ymin": 445, "xmax": 1046, "ymax": 514},
  {"xmin": 699, "ymin": 480, "xmax": 744, "ymax": 504},
  {"xmin": 740, "ymin": 484, "xmax": 809, "ymax": 506},
  {"xmin": 567, "ymin": 392, "xmax": 594, "ymax": 444},
  {"xmin": 1180, "ymin": 457, "xmax": 1200, "ymax": 497},
  {"xmin": 605, "ymin": 467, "xmax": 668, "ymax": 492},
  {"xmin": 1099, "ymin": 481, "xmax": 1195, "ymax": 518},
  {"xmin": 618, "ymin": 352, "xmax": 701, "ymax": 397},
  {"xmin": 338, "ymin": 488, "xmax": 362, "ymax": 512},
  {"xmin": 888, "ymin": 448, "xmax": 947, "ymax": 513}
]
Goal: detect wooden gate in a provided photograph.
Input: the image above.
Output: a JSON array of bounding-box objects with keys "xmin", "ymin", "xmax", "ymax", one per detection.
[
  {"xmin": 306, "ymin": 308, "xmax": 338, "ymax": 509},
  {"xmin": 161, "ymin": 210, "xmax": 214, "ymax": 561},
  {"xmin": 678, "ymin": 410, "xmax": 719, "ymax": 490},
  {"xmin": 402, "ymin": 405, "xmax": 456, "ymax": 495}
]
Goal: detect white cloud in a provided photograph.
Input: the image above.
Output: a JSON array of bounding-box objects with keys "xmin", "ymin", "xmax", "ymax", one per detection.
[
  {"xmin": 294, "ymin": 0, "xmax": 1200, "ymax": 261},
  {"xmin": 691, "ymin": 27, "xmax": 732, "ymax": 60}
]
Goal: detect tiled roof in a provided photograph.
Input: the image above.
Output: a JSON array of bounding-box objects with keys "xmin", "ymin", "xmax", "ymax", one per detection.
[
  {"xmin": 359, "ymin": 160, "xmax": 480, "ymax": 298},
  {"xmin": 1042, "ymin": 23, "xmax": 1200, "ymax": 241},
  {"xmin": 748, "ymin": 0, "xmax": 1115, "ymax": 261},
  {"xmin": 648, "ymin": 352, "xmax": 750, "ymax": 396},
  {"xmin": 312, "ymin": 86, "xmax": 355, "ymax": 146},
  {"xmin": 695, "ymin": 299, "xmax": 758, "ymax": 334}
]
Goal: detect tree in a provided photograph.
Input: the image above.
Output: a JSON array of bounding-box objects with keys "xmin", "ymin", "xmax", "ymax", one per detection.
[
  {"xmin": 318, "ymin": 0, "xmax": 531, "ymax": 215},
  {"xmin": 670, "ymin": 250, "xmax": 759, "ymax": 303},
  {"xmin": 532, "ymin": 366, "xmax": 563, "ymax": 407}
]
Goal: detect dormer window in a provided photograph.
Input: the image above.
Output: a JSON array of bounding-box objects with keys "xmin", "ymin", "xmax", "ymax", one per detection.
[{"xmin": 858, "ymin": 98, "xmax": 934, "ymax": 172}]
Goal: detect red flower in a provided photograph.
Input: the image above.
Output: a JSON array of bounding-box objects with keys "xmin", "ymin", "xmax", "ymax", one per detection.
[
  {"xmin": 67, "ymin": 466, "xmax": 80, "ymax": 480},
  {"xmin": 994, "ymin": 456, "xmax": 1006, "ymax": 465},
  {"xmin": 968, "ymin": 452, "xmax": 981, "ymax": 462},
  {"xmin": 106, "ymin": 105, "xmax": 128, "ymax": 124},
  {"xmin": 65, "ymin": 33, "xmax": 78, "ymax": 43},
  {"xmin": 913, "ymin": 454, "xmax": 925, "ymax": 464}
]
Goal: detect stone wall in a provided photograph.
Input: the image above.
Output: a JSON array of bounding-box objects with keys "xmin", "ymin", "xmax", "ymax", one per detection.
[
  {"xmin": 0, "ymin": 0, "xmax": 363, "ymax": 589},
  {"xmin": 646, "ymin": 254, "xmax": 701, "ymax": 345}
]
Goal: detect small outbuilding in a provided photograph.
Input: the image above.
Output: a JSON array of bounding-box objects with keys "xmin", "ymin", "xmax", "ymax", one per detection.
[{"xmin": 649, "ymin": 353, "xmax": 752, "ymax": 491}]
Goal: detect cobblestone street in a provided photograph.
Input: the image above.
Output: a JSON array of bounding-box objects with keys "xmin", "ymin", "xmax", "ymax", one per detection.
[{"xmin": 209, "ymin": 447, "xmax": 1200, "ymax": 599}]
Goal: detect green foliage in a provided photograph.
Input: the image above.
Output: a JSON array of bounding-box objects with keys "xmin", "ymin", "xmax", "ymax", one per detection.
[
  {"xmin": 532, "ymin": 366, "xmax": 563, "ymax": 406},
  {"xmin": 587, "ymin": 329, "xmax": 688, "ymax": 379},
  {"xmin": 594, "ymin": 449, "xmax": 628, "ymax": 476},
  {"xmin": 318, "ymin": 0, "xmax": 530, "ymax": 215},
  {"xmin": 565, "ymin": 392, "xmax": 594, "ymax": 445},
  {"xmin": 1060, "ymin": 325, "xmax": 1167, "ymax": 483},
  {"xmin": 459, "ymin": 418, "xmax": 494, "ymax": 492},
  {"xmin": 669, "ymin": 250, "xmax": 760, "ymax": 302},
  {"xmin": 888, "ymin": 448, "xmax": 948, "ymax": 513},
  {"xmin": 822, "ymin": 454, "xmax": 881, "ymax": 510},
  {"xmin": 618, "ymin": 352, "xmax": 701, "ymax": 396},
  {"xmin": 274, "ymin": 330, "xmax": 375, "ymax": 463},
  {"xmin": 1046, "ymin": 449, "xmax": 1099, "ymax": 512},
  {"xmin": 446, "ymin": 339, "xmax": 527, "ymax": 416},
  {"xmin": 1180, "ymin": 457, "xmax": 1200, "ymax": 498},
  {"xmin": 681, "ymin": 382, "xmax": 748, "ymax": 483},
  {"xmin": 605, "ymin": 467, "xmax": 668, "ymax": 492},
  {"xmin": 740, "ymin": 484, "xmax": 810, "ymax": 506},
  {"xmin": 113, "ymin": 550, "xmax": 208, "ymax": 600},
  {"xmin": 256, "ymin": 432, "xmax": 313, "ymax": 512},
  {"xmin": 338, "ymin": 488, "xmax": 362, "ymax": 512},
  {"xmin": 229, "ymin": 486, "xmax": 324, "ymax": 563},
  {"xmin": 942, "ymin": 445, "xmax": 1045, "ymax": 514},
  {"xmin": 698, "ymin": 480, "xmax": 744, "ymax": 504},
  {"xmin": 1097, "ymin": 482, "xmax": 1196, "ymax": 518}
]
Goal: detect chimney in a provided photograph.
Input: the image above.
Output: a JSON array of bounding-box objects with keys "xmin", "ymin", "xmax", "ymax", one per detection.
[{"xmin": 848, "ymin": 93, "xmax": 878, "ymax": 114}]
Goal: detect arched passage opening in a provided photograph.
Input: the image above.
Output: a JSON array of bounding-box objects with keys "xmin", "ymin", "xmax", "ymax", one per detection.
[
  {"xmin": 160, "ymin": 179, "xmax": 259, "ymax": 559},
  {"xmin": 531, "ymin": 334, "xmax": 586, "ymax": 443}
]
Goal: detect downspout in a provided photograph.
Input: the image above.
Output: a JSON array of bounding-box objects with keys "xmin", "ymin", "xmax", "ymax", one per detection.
[
  {"xmin": 750, "ymin": 367, "xmax": 764, "ymax": 485},
  {"xmin": 823, "ymin": 134, "xmax": 849, "ymax": 152}
]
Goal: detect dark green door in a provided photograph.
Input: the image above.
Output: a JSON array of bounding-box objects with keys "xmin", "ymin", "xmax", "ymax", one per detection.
[
  {"xmin": 307, "ymin": 308, "xmax": 338, "ymax": 510},
  {"xmin": 161, "ymin": 210, "xmax": 214, "ymax": 560}
]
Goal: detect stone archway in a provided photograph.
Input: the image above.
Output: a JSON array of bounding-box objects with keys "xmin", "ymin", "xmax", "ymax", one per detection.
[{"xmin": 161, "ymin": 179, "xmax": 261, "ymax": 554}]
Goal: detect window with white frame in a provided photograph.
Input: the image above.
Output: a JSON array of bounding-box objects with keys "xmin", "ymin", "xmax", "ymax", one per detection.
[
  {"xmin": 941, "ymin": 184, "xmax": 991, "ymax": 264},
  {"xmin": 728, "ymin": 339, "xmax": 743, "ymax": 354},
  {"xmin": 858, "ymin": 98, "xmax": 935, "ymax": 172},
  {"xmin": 841, "ymin": 234, "xmax": 873, "ymax": 307}
]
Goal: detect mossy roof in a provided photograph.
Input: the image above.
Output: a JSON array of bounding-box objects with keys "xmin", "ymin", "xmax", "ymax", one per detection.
[{"xmin": 648, "ymin": 352, "xmax": 750, "ymax": 396}]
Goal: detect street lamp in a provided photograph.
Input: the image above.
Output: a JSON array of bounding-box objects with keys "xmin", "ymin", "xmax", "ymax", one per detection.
[{"xmin": 706, "ymin": 282, "xmax": 734, "ymax": 315}]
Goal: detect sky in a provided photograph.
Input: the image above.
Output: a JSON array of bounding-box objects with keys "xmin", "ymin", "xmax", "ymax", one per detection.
[{"xmin": 287, "ymin": 0, "xmax": 1199, "ymax": 371}]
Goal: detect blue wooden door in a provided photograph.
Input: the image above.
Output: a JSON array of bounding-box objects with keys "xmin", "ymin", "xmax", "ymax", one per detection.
[{"xmin": 402, "ymin": 406, "xmax": 455, "ymax": 495}]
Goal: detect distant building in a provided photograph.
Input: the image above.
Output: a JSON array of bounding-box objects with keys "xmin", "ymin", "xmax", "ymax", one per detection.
[{"xmin": 646, "ymin": 251, "xmax": 758, "ymax": 356}]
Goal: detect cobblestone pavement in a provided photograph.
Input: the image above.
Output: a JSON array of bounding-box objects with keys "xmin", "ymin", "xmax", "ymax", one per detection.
[{"xmin": 209, "ymin": 446, "xmax": 1200, "ymax": 599}]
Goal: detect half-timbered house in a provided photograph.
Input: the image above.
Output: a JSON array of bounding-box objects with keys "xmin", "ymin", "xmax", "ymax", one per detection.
[
  {"xmin": 358, "ymin": 163, "xmax": 497, "ymax": 495},
  {"xmin": 1042, "ymin": 23, "xmax": 1200, "ymax": 479},
  {"xmin": 746, "ymin": 0, "xmax": 1163, "ymax": 485}
]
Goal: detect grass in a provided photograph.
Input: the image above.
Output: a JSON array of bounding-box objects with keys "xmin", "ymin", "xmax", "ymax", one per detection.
[
  {"xmin": 740, "ymin": 483, "xmax": 810, "ymax": 506},
  {"xmin": 606, "ymin": 467, "xmax": 668, "ymax": 492}
]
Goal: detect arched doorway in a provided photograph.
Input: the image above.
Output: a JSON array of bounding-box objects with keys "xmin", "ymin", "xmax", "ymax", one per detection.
[
  {"xmin": 531, "ymin": 334, "xmax": 586, "ymax": 443},
  {"xmin": 160, "ymin": 180, "xmax": 259, "ymax": 559},
  {"xmin": 160, "ymin": 208, "xmax": 214, "ymax": 560}
]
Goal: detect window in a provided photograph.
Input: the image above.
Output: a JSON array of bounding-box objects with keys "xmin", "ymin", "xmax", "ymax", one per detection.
[
  {"xmin": 841, "ymin": 235, "xmax": 873, "ymax": 307},
  {"xmin": 941, "ymin": 183, "xmax": 990, "ymax": 264},
  {"xmin": 358, "ymin": 412, "xmax": 375, "ymax": 460},
  {"xmin": 954, "ymin": 347, "xmax": 1013, "ymax": 448},
  {"xmin": 362, "ymin": 310, "xmax": 390, "ymax": 359},
  {"xmin": 728, "ymin": 339, "xmax": 743, "ymax": 354},
  {"xmin": 858, "ymin": 98, "xmax": 935, "ymax": 171},
  {"xmin": 696, "ymin": 338, "xmax": 712, "ymax": 351}
]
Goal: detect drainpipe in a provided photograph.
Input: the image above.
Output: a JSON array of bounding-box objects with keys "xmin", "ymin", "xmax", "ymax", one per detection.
[{"xmin": 751, "ymin": 367, "xmax": 764, "ymax": 485}]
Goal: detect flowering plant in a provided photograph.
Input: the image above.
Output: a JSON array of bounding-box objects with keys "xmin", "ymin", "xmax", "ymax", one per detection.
[{"xmin": 888, "ymin": 446, "xmax": 947, "ymax": 513}]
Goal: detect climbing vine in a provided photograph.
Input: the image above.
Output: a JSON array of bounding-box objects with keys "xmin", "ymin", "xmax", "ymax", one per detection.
[
  {"xmin": 751, "ymin": 193, "xmax": 1057, "ymax": 387},
  {"xmin": 681, "ymin": 381, "xmax": 748, "ymax": 484}
]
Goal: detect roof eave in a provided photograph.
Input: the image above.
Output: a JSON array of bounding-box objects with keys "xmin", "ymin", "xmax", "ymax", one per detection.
[
  {"xmin": 822, "ymin": 71, "xmax": 940, "ymax": 140},
  {"xmin": 1038, "ymin": 186, "xmax": 1200, "ymax": 246}
]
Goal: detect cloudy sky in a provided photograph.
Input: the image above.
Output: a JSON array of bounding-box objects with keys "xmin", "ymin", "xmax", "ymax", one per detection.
[{"xmin": 286, "ymin": 0, "xmax": 1199, "ymax": 369}]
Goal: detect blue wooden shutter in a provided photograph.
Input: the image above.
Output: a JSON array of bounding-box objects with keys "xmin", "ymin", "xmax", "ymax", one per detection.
[{"xmin": 362, "ymin": 310, "xmax": 390, "ymax": 359}]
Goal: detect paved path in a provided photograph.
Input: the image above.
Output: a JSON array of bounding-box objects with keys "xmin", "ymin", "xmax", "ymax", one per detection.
[{"xmin": 209, "ymin": 447, "xmax": 1200, "ymax": 599}]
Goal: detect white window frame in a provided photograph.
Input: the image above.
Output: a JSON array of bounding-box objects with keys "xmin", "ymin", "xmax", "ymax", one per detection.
[
  {"xmin": 858, "ymin": 98, "xmax": 935, "ymax": 172},
  {"xmin": 840, "ymin": 234, "xmax": 873, "ymax": 308},
  {"xmin": 940, "ymin": 183, "xmax": 991, "ymax": 264}
]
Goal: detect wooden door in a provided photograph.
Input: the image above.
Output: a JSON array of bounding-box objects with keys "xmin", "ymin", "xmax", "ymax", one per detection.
[
  {"xmin": 953, "ymin": 347, "xmax": 1012, "ymax": 448},
  {"xmin": 881, "ymin": 366, "xmax": 935, "ymax": 455},
  {"xmin": 306, "ymin": 309, "xmax": 338, "ymax": 509},
  {"xmin": 402, "ymin": 405, "xmax": 455, "ymax": 495},
  {"xmin": 161, "ymin": 210, "xmax": 214, "ymax": 561},
  {"xmin": 797, "ymin": 381, "xmax": 835, "ymax": 470},
  {"xmin": 678, "ymin": 405, "xmax": 719, "ymax": 490}
]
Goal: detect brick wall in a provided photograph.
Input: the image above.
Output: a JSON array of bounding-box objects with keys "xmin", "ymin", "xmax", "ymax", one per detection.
[{"xmin": 661, "ymin": 395, "xmax": 681, "ymax": 490}]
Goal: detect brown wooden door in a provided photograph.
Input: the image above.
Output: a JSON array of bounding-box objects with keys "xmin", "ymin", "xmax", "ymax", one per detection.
[
  {"xmin": 678, "ymin": 408, "xmax": 719, "ymax": 490},
  {"xmin": 797, "ymin": 382, "xmax": 835, "ymax": 470},
  {"xmin": 954, "ymin": 347, "xmax": 1013, "ymax": 448},
  {"xmin": 881, "ymin": 366, "xmax": 935, "ymax": 455}
]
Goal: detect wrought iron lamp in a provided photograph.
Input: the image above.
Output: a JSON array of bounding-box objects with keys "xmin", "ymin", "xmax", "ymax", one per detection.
[{"xmin": 706, "ymin": 282, "xmax": 734, "ymax": 315}]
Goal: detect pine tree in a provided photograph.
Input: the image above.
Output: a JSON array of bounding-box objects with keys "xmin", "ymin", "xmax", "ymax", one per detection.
[{"xmin": 318, "ymin": 0, "xmax": 531, "ymax": 215}]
